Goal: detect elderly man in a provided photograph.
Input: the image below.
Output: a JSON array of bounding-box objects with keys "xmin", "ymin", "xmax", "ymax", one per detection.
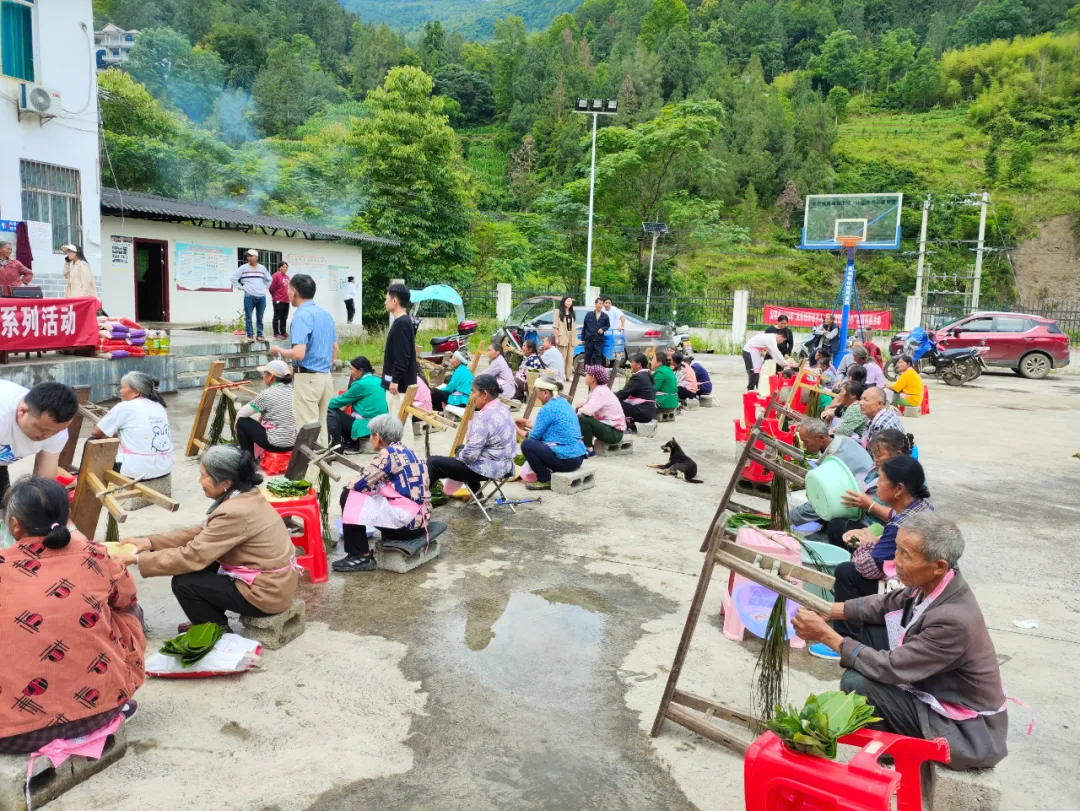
[
  {"xmin": 231, "ymin": 249, "xmax": 271, "ymax": 342},
  {"xmin": 788, "ymin": 417, "xmax": 874, "ymax": 527},
  {"xmin": 859, "ymin": 386, "xmax": 905, "ymax": 449},
  {"xmin": 793, "ymin": 513, "xmax": 1008, "ymax": 771},
  {"xmin": 540, "ymin": 336, "xmax": 565, "ymax": 383},
  {"xmin": 0, "ymin": 241, "xmax": 33, "ymax": 291},
  {"xmin": 809, "ymin": 314, "xmax": 840, "ymax": 362}
]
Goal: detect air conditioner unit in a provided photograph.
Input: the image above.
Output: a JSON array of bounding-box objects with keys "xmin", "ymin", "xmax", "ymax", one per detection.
[{"xmin": 19, "ymin": 83, "xmax": 62, "ymax": 117}]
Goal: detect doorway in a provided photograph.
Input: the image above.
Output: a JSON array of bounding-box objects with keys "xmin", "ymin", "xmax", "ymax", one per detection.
[{"xmin": 135, "ymin": 239, "xmax": 169, "ymax": 322}]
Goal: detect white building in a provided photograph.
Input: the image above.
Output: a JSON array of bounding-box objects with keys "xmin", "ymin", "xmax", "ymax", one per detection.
[
  {"xmin": 100, "ymin": 189, "xmax": 395, "ymax": 326},
  {"xmin": 94, "ymin": 23, "xmax": 139, "ymax": 69},
  {"xmin": 0, "ymin": 0, "xmax": 102, "ymax": 298}
]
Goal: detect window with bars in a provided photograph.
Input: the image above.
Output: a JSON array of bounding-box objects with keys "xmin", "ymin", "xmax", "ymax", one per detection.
[
  {"xmin": 20, "ymin": 161, "xmax": 82, "ymax": 252},
  {"xmin": 1, "ymin": 0, "xmax": 34, "ymax": 81},
  {"xmin": 237, "ymin": 248, "xmax": 283, "ymax": 272}
]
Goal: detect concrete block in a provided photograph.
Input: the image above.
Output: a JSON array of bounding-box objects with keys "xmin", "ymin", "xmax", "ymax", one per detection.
[
  {"xmin": 902, "ymin": 406, "xmax": 921, "ymax": 418},
  {"xmin": 929, "ymin": 765, "xmax": 1001, "ymax": 811},
  {"xmin": 699, "ymin": 394, "xmax": 714, "ymax": 407},
  {"xmin": 635, "ymin": 420, "xmax": 658, "ymax": 438},
  {"xmin": 374, "ymin": 539, "xmax": 441, "ymax": 573},
  {"xmin": 683, "ymin": 398, "xmax": 701, "ymax": 410},
  {"xmin": 595, "ymin": 436, "xmax": 634, "ymax": 457},
  {"xmin": 658, "ymin": 408, "xmax": 677, "ymax": 423},
  {"xmin": 122, "ymin": 473, "xmax": 172, "ymax": 511},
  {"xmin": 551, "ymin": 468, "xmax": 596, "ymax": 495},
  {"xmin": 0, "ymin": 725, "xmax": 127, "ymax": 811},
  {"xmin": 240, "ymin": 598, "xmax": 306, "ymax": 650}
]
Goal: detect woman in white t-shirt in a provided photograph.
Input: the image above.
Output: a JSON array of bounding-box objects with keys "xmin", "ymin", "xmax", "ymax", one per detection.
[{"xmin": 92, "ymin": 372, "xmax": 174, "ymax": 480}]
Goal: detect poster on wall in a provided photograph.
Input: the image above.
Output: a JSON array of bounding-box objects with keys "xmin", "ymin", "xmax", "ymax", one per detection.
[
  {"xmin": 111, "ymin": 236, "xmax": 134, "ymax": 271},
  {"xmin": 27, "ymin": 221, "xmax": 53, "ymax": 264},
  {"xmin": 175, "ymin": 242, "xmax": 234, "ymax": 291},
  {"xmin": 284, "ymin": 252, "xmax": 329, "ymax": 292}
]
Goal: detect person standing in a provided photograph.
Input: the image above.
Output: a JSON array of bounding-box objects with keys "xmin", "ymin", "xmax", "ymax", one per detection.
[
  {"xmin": 268, "ymin": 274, "xmax": 338, "ymax": 451},
  {"xmin": 342, "ymin": 276, "xmax": 358, "ymax": 324},
  {"xmin": 61, "ymin": 244, "xmax": 97, "ymax": 299},
  {"xmin": 553, "ymin": 295, "xmax": 577, "ymax": 379},
  {"xmin": 231, "ymin": 249, "xmax": 272, "ymax": 343},
  {"xmin": 742, "ymin": 330, "xmax": 789, "ymax": 392},
  {"xmin": 602, "ymin": 296, "xmax": 626, "ymax": 332},
  {"xmin": 581, "ymin": 297, "xmax": 610, "ymax": 367},
  {"xmin": 0, "ymin": 382, "xmax": 78, "ymax": 503},
  {"xmin": 268, "ymin": 262, "xmax": 290, "ymax": 339},
  {"xmin": 765, "ymin": 314, "xmax": 794, "ymax": 357},
  {"xmin": 382, "ymin": 283, "xmax": 417, "ymax": 428},
  {"xmin": 0, "ymin": 240, "xmax": 32, "ymax": 292}
]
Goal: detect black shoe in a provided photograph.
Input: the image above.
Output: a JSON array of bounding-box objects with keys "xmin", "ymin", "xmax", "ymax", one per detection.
[{"xmin": 332, "ymin": 554, "xmax": 377, "ymax": 573}]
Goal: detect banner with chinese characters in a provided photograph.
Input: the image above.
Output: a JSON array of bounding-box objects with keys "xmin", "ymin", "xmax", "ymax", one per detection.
[
  {"xmin": 762, "ymin": 305, "xmax": 892, "ymax": 331},
  {"xmin": 0, "ymin": 297, "xmax": 101, "ymax": 352}
]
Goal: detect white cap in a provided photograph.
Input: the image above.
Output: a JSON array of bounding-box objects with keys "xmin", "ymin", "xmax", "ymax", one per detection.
[
  {"xmin": 256, "ymin": 359, "xmax": 291, "ymax": 378},
  {"xmin": 246, "ymin": 249, "xmax": 259, "ymax": 257}
]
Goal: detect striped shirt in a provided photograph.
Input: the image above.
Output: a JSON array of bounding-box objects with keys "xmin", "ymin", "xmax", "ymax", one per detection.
[{"xmin": 250, "ymin": 382, "xmax": 298, "ymax": 447}]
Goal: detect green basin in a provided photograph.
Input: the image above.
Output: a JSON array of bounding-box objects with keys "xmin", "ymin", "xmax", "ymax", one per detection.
[{"xmin": 804, "ymin": 456, "xmax": 862, "ymax": 521}]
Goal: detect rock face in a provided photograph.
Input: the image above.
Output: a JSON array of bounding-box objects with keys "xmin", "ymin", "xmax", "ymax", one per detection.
[{"xmin": 1011, "ymin": 214, "xmax": 1080, "ymax": 300}]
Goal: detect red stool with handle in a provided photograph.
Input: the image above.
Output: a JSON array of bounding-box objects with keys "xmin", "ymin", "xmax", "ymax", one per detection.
[
  {"xmin": 260, "ymin": 451, "xmax": 292, "ymax": 476},
  {"xmin": 263, "ymin": 488, "xmax": 328, "ymax": 583}
]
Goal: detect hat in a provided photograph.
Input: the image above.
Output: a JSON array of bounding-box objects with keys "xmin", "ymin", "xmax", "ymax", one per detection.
[
  {"xmin": 452, "ymin": 350, "xmax": 468, "ymax": 365},
  {"xmin": 60, "ymin": 244, "xmax": 78, "ymax": 253},
  {"xmin": 257, "ymin": 359, "xmax": 291, "ymax": 378},
  {"xmin": 534, "ymin": 376, "xmax": 560, "ymax": 392},
  {"xmin": 246, "ymin": 249, "xmax": 259, "ymax": 257},
  {"xmin": 585, "ymin": 364, "xmax": 610, "ymax": 386}
]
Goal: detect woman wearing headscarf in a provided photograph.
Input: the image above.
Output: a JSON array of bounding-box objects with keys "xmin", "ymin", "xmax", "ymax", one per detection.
[
  {"xmin": 575, "ymin": 364, "xmax": 627, "ymax": 454},
  {"xmin": 430, "ymin": 350, "xmax": 474, "ymax": 411},
  {"xmin": 553, "ymin": 295, "xmax": 577, "ymax": 379},
  {"xmin": 327, "ymin": 356, "xmax": 389, "ymax": 451},
  {"xmin": 91, "ymin": 371, "xmax": 173, "ymax": 480},
  {"xmin": 61, "ymin": 244, "xmax": 97, "ymax": 299},
  {"xmin": 515, "ymin": 376, "xmax": 587, "ymax": 491}
]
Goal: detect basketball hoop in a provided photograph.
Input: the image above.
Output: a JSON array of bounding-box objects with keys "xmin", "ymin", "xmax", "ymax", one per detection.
[{"xmin": 837, "ymin": 236, "xmax": 863, "ymax": 249}]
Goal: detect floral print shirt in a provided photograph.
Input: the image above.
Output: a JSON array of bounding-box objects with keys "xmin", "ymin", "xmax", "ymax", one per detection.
[{"xmin": 353, "ymin": 442, "xmax": 431, "ymax": 530}]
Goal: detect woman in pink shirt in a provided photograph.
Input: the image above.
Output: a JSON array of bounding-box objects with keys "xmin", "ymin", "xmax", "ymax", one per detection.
[
  {"xmin": 673, "ymin": 351, "xmax": 698, "ymax": 402},
  {"xmin": 268, "ymin": 262, "xmax": 291, "ymax": 339},
  {"xmin": 576, "ymin": 364, "xmax": 627, "ymax": 455}
]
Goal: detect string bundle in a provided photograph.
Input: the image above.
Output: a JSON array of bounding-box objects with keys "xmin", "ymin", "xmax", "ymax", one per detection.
[
  {"xmin": 317, "ymin": 470, "xmax": 334, "ymax": 552},
  {"xmin": 752, "ymin": 594, "xmax": 790, "ymax": 727}
]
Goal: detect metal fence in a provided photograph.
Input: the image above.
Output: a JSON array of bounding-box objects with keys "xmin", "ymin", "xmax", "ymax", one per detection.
[{"xmin": 925, "ymin": 298, "xmax": 1080, "ymax": 345}]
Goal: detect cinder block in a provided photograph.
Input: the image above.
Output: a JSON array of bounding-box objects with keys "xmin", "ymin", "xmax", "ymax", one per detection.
[
  {"xmin": 122, "ymin": 473, "xmax": 172, "ymax": 511},
  {"xmin": 595, "ymin": 436, "xmax": 634, "ymax": 457},
  {"xmin": 635, "ymin": 420, "xmax": 658, "ymax": 437},
  {"xmin": 683, "ymin": 398, "xmax": 701, "ymax": 410},
  {"xmin": 658, "ymin": 408, "xmax": 677, "ymax": 423},
  {"xmin": 374, "ymin": 539, "xmax": 441, "ymax": 573},
  {"xmin": 551, "ymin": 468, "xmax": 596, "ymax": 495},
  {"xmin": 699, "ymin": 394, "xmax": 715, "ymax": 408},
  {"xmin": 240, "ymin": 598, "xmax": 306, "ymax": 650},
  {"xmin": 0, "ymin": 725, "xmax": 127, "ymax": 811},
  {"xmin": 902, "ymin": 406, "xmax": 921, "ymax": 418},
  {"xmin": 929, "ymin": 765, "xmax": 1001, "ymax": 811}
]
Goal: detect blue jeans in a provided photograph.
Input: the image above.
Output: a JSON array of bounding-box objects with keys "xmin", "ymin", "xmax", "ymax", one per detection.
[{"xmin": 243, "ymin": 294, "xmax": 266, "ymax": 338}]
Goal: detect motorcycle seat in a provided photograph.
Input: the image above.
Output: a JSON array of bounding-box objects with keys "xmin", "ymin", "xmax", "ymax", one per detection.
[
  {"xmin": 941, "ymin": 347, "xmax": 977, "ymax": 358},
  {"xmin": 430, "ymin": 335, "xmax": 456, "ymax": 346}
]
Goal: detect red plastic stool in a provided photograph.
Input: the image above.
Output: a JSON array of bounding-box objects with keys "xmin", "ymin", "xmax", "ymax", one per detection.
[
  {"xmin": 56, "ymin": 473, "xmax": 77, "ymax": 504},
  {"xmin": 920, "ymin": 386, "xmax": 931, "ymax": 416},
  {"xmin": 264, "ymin": 488, "xmax": 328, "ymax": 583},
  {"xmin": 745, "ymin": 728, "xmax": 949, "ymax": 811},
  {"xmin": 260, "ymin": 451, "xmax": 292, "ymax": 476}
]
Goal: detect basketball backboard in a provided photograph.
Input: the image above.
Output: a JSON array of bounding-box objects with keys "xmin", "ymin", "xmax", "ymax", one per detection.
[{"xmin": 800, "ymin": 193, "xmax": 903, "ymax": 250}]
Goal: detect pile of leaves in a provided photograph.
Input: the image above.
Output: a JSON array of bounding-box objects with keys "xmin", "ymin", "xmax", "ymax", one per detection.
[
  {"xmin": 265, "ymin": 477, "xmax": 312, "ymax": 498},
  {"xmin": 766, "ymin": 691, "xmax": 881, "ymax": 759},
  {"xmin": 159, "ymin": 622, "xmax": 224, "ymax": 667},
  {"xmin": 725, "ymin": 512, "xmax": 772, "ymax": 532}
]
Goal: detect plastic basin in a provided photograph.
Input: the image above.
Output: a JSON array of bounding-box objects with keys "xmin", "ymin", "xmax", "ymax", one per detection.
[
  {"xmin": 732, "ymin": 583, "xmax": 799, "ymax": 640},
  {"xmin": 804, "ymin": 456, "xmax": 861, "ymax": 521},
  {"xmin": 800, "ymin": 539, "xmax": 851, "ymax": 600}
]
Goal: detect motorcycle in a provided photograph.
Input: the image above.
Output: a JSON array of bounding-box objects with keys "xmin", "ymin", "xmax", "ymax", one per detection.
[
  {"xmin": 670, "ymin": 311, "xmax": 691, "ymax": 353},
  {"xmin": 409, "ymin": 285, "xmax": 478, "ymax": 365},
  {"xmin": 885, "ymin": 327, "xmax": 988, "ymax": 386}
]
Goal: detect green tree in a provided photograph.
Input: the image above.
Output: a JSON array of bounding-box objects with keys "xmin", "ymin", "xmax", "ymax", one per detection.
[
  {"xmin": 952, "ymin": 0, "xmax": 1033, "ymax": 47},
  {"xmin": 640, "ymin": 0, "xmax": 690, "ymax": 50},
  {"xmin": 434, "ymin": 64, "xmax": 496, "ymax": 126},
  {"xmin": 421, "ymin": 20, "xmax": 447, "ymax": 74},
  {"xmin": 659, "ymin": 25, "xmax": 694, "ymax": 98},
  {"xmin": 826, "ymin": 85, "xmax": 851, "ymax": 123},
  {"xmin": 125, "ymin": 27, "xmax": 225, "ymax": 123},
  {"xmin": 349, "ymin": 22, "xmax": 407, "ymax": 97},
  {"xmin": 1007, "ymin": 135, "xmax": 1037, "ymax": 188},
  {"xmin": 206, "ymin": 23, "xmax": 265, "ymax": 88},
  {"xmin": 493, "ymin": 16, "xmax": 528, "ymax": 115},
  {"xmin": 349, "ymin": 67, "xmax": 473, "ymax": 278},
  {"xmin": 899, "ymin": 46, "xmax": 941, "ymax": 110},
  {"xmin": 251, "ymin": 35, "xmax": 343, "ymax": 137},
  {"xmin": 809, "ymin": 29, "xmax": 860, "ymax": 89}
]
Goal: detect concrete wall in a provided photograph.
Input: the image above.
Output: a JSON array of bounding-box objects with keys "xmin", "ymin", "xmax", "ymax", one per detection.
[
  {"xmin": 100, "ymin": 217, "xmax": 364, "ymax": 326},
  {"xmin": 0, "ymin": 0, "xmax": 102, "ymax": 297}
]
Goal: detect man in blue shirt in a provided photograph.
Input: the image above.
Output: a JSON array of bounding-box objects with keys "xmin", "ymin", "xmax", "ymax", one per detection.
[{"xmin": 269, "ymin": 273, "xmax": 338, "ymax": 450}]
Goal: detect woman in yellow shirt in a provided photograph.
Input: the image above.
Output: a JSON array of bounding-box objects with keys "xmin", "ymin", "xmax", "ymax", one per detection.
[{"xmin": 890, "ymin": 355, "xmax": 924, "ymax": 407}]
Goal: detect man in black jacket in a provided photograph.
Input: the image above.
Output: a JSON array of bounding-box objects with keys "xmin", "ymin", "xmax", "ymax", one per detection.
[
  {"xmin": 615, "ymin": 353, "xmax": 657, "ymax": 425},
  {"xmin": 382, "ymin": 283, "xmax": 417, "ymax": 430},
  {"xmin": 581, "ymin": 297, "xmax": 610, "ymax": 366}
]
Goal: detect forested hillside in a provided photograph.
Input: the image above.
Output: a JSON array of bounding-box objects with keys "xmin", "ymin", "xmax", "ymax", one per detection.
[{"xmin": 94, "ymin": 0, "xmax": 1080, "ymax": 319}]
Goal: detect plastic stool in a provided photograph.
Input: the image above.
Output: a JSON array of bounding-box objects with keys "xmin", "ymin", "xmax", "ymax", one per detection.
[
  {"xmin": 260, "ymin": 451, "xmax": 292, "ymax": 476},
  {"xmin": 263, "ymin": 488, "xmax": 328, "ymax": 583},
  {"xmin": 721, "ymin": 527, "xmax": 806, "ymax": 648},
  {"xmin": 921, "ymin": 386, "xmax": 931, "ymax": 416}
]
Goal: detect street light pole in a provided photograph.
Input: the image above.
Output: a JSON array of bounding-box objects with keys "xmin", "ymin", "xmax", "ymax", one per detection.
[
  {"xmin": 573, "ymin": 98, "xmax": 617, "ymax": 299},
  {"xmin": 642, "ymin": 222, "xmax": 668, "ymax": 321}
]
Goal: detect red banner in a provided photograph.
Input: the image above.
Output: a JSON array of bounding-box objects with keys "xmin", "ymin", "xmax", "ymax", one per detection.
[
  {"xmin": 0, "ymin": 297, "xmax": 101, "ymax": 352},
  {"xmin": 763, "ymin": 305, "xmax": 892, "ymax": 331}
]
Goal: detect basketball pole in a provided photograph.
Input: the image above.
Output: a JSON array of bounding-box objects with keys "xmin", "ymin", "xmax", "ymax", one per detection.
[{"xmin": 837, "ymin": 243, "xmax": 858, "ymax": 367}]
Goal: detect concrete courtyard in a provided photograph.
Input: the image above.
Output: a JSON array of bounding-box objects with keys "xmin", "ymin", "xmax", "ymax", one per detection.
[{"xmin": 11, "ymin": 355, "xmax": 1078, "ymax": 811}]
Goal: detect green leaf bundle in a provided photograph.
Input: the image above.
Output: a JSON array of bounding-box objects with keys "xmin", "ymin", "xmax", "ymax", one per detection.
[
  {"xmin": 725, "ymin": 512, "xmax": 772, "ymax": 532},
  {"xmin": 159, "ymin": 622, "xmax": 225, "ymax": 667},
  {"xmin": 766, "ymin": 690, "xmax": 882, "ymax": 759},
  {"xmin": 265, "ymin": 477, "xmax": 312, "ymax": 498}
]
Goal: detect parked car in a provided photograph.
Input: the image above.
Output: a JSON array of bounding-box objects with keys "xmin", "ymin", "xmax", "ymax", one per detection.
[{"xmin": 887, "ymin": 312, "xmax": 1070, "ymax": 379}]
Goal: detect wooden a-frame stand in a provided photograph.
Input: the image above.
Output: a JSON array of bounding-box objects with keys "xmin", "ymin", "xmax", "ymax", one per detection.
[
  {"xmin": 397, "ymin": 384, "xmax": 477, "ymax": 452},
  {"xmin": 651, "ymin": 392, "xmax": 838, "ymax": 755},
  {"xmin": 58, "ymin": 386, "xmax": 111, "ymax": 473},
  {"xmin": 285, "ymin": 422, "xmax": 368, "ymax": 482},
  {"xmin": 185, "ymin": 360, "xmax": 259, "ymax": 456}
]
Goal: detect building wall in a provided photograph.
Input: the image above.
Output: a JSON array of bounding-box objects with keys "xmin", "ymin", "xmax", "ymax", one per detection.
[
  {"xmin": 100, "ymin": 217, "xmax": 363, "ymax": 327},
  {"xmin": 0, "ymin": 0, "xmax": 102, "ymax": 298}
]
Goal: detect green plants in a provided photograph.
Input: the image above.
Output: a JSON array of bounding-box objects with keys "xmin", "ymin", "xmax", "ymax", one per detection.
[
  {"xmin": 265, "ymin": 477, "xmax": 312, "ymax": 498},
  {"xmin": 159, "ymin": 622, "xmax": 225, "ymax": 667},
  {"xmin": 766, "ymin": 691, "xmax": 882, "ymax": 759}
]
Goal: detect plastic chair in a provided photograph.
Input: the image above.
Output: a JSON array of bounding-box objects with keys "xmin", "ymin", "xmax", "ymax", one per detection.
[
  {"xmin": 260, "ymin": 451, "xmax": 292, "ymax": 476},
  {"xmin": 263, "ymin": 488, "xmax": 328, "ymax": 583}
]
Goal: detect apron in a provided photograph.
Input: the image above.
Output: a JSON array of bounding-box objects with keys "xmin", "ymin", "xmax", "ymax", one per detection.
[{"xmin": 343, "ymin": 483, "xmax": 422, "ymax": 530}]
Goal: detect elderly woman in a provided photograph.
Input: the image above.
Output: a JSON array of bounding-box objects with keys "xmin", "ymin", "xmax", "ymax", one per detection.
[
  {"xmin": 427, "ymin": 374, "xmax": 516, "ymax": 493},
  {"xmin": 793, "ymin": 513, "xmax": 1008, "ymax": 771},
  {"xmin": 235, "ymin": 358, "xmax": 297, "ymax": 456},
  {"xmin": 0, "ymin": 477, "xmax": 144, "ymax": 753},
  {"xmin": 807, "ymin": 455, "xmax": 933, "ymax": 661},
  {"xmin": 92, "ymin": 370, "xmax": 173, "ymax": 480},
  {"xmin": 430, "ymin": 350, "xmax": 474, "ymax": 412},
  {"xmin": 515, "ymin": 376, "xmax": 587, "ymax": 491},
  {"xmin": 617, "ymin": 352, "xmax": 657, "ymax": 426},
  {"xmin": 333, "ymin": 414, "xmax": 431, "ymax": 573},
  {"xmin": 651, "ymin": 350, "xmax": 680, "ymax": 411},
  {"xmin": 327, "ymin": 355, "xmax": 389, "ymax": 451},
  {"xmin": 484, "ymin": 340, "xmax": 518, "ymax": 400},
  {"xmin": 61, "ymin": 244, "xmax": 98, "ymax": 299},
  {"xmin": 821, "ymin": 380, "xmax": 868, "ymax": 440},
  {"xmin": 117, "ymin": 446, "xmax": 298, "ymax": 629},
  {"xmin": 575, "ymin": 364, "xmax": 627, "ymax": 454}
]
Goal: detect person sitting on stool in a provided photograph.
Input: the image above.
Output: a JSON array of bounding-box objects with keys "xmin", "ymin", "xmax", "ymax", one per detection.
[
  {"xmin": 327, "ymin": 356, "xmax": 388, "ymax": 453},
  {"xmin": 235, "ymin": 359, "xmax": 297, "ymax": 457},
  {"xmin": 616, "ymin": 353, "xmax": 657, "ymax": 426}
]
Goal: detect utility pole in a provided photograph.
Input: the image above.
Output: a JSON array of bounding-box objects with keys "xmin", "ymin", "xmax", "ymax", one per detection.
[
  {"xmin": 573, "ymin": 98, "xmax": 618, "ymax": 298},
  {"xmin": 642, "ymin": 222, "xmax": 668, "ymax": 320},
  {"xmin": 915, "ymin": 195, "xmax": 930, "ymax": 301},
  {"xmin": 971, "ymin": 192, "xmax": 989, "ymax": 309}
]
